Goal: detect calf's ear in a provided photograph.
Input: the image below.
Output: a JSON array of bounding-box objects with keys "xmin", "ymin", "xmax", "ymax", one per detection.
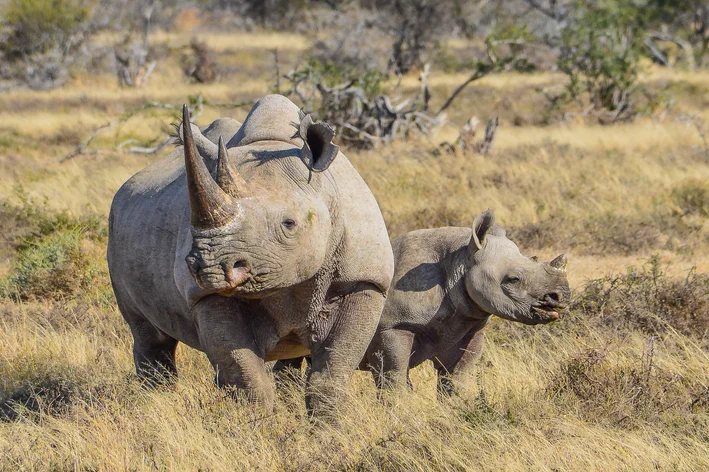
[
  {"xmin": 470, "ymin": 209, "xmax": 496, "ymax": 252},
  {"xmin": 295, "ymin": 113, "xmax": 340, "ymax": 172}
]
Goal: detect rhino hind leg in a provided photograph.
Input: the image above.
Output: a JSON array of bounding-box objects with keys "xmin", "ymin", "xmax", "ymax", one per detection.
[
  {"xmin": 306, "ymin": 283, "xmax": 385, "ymax": 421},
  {"xmin": 129, "ymin": 317, "xmax": 179, "ymax": 387}
]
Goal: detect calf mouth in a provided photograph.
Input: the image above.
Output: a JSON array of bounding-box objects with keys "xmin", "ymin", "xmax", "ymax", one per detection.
[{"xmin": 529, "ymin": 303, "xmax": 567, "ymax": 323}]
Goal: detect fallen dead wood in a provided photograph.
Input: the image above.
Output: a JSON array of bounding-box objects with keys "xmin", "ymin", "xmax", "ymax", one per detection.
[
  {"xmin": 440, "ymin": 116, "xmax": 499, "ymax": 156},
  {"xmin": 61, "ymin": 95, "xmax": 258, "ymax": 163}
]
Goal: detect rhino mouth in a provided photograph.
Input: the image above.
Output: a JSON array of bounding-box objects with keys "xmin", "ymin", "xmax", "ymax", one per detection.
[{"xmin": 188, "ymin": 257, "xmax": 253, "ymax": 294}]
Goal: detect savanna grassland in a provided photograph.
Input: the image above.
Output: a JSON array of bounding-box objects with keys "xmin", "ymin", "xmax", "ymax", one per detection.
[{"xmin": 1, "ymin": 29, "xmax": 709, "ymax": 471}]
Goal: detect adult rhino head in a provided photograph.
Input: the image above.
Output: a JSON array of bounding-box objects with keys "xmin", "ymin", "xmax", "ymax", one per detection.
[
  {"xmin": 180, "ymin": 101, "xmax": 340, "ymax": 298},
  {"xmin": 464, "ymin": 209, "xmax": 570, "ymax": 324}
]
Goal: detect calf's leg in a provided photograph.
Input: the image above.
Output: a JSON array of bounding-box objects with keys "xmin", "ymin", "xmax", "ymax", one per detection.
[
  {"xmin": 365, "ymin": 328, "xmax": 415, "ymax": 391},
  {"xmin": 433, "ymin": 318, "xmax": 487, "ymax": 396}
]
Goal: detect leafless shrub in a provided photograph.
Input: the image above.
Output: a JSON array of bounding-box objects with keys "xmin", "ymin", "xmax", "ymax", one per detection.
[
  {"xmin": 113, "ymin": 36, "xmax": 157, "ymax": 88},
  {"xmin": 441, "ymin": 116, "xmax": 499, "ymax": 155},
  {"xmin": 544, "ymin": 338, "xmax": 686, "ymax": 426},
  {"xmin": 572, "ymin": 257, "xmax": 709, "ymax": 342},
  {"xmin": 282, "ymin": 55, "xmax": 441, "ymax": 148}
]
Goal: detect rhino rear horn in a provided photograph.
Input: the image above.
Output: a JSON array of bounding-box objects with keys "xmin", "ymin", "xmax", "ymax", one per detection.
[
  {"xmin": 216, "ymin": 136, "xmax": 250, "ymax": 199},
  {"xmin": 183, "ymin": 105, "xmax": 237, "ymax": 229},
  {"xmin": 550, "ymin": 254, "xmax": 568, "ymax": 273},
  {"xmin": 296, "ymin": 113, "xmax": 339, "ymax": 172}
]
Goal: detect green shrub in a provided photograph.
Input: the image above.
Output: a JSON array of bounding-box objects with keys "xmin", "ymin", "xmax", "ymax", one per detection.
[
  {"xmin": 1, "ymin": 0, "xmax": 93, "ymax": 58},
  {"xmin": 0, "ymin": 191, "xmax": 106, "ymax": 301},
  {"xmin": 554, "ymin": 0, "xmax": 643, "ymax": 120}
]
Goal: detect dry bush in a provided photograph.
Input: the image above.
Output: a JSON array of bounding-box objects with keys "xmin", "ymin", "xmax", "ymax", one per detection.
[
  {"xmin": 545, "ymin": 340, "xmax": 703, "ymax": 427},
  {"xmin": 572, "ymin": 257, "xmax": 709, "ymax": 343},
  {"xmin": 671, "ymin": 177, "xmax": 709, "ymax": 217},
  {"xmin": 183, "ymin": 37, "xmax": 218, "ymax": 83}
]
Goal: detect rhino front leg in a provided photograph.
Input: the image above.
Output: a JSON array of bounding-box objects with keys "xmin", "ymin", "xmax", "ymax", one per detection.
[
  {"xmin": 194, "ymin": 296, "xmax": 275, "ymax": 411},
  {"xmin": 306, "ymin": 283, "xmax": 384, "ymax": 420},
  {"xmin": 433, "ymin": 318, "xmax": 488, "ymax": 396}
]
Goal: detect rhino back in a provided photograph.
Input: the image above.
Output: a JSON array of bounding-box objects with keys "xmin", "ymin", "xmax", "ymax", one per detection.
[{"xmin": 380, "ymin": 227, "xmax": 472, "ymax": 329}]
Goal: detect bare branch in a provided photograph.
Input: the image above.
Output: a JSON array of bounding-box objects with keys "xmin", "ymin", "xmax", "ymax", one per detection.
[
  {"xmin": 435, "ymin": 67, "xmax": 492, "ymax": 117},
  {"xmin": 61, "ymin": 97, "xmax": 204, "ymax": 162}
]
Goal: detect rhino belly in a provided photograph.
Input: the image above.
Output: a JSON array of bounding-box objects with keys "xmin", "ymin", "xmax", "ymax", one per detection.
[{"xmin": 265, "ymin": 332, "xmax": 311, "ymax": 361}]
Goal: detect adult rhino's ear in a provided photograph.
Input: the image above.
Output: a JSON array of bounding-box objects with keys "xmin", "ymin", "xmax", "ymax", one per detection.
[
  {"xmin": 294, "ymin": 112, "xmax": 340, "ymax": 172},
  {"xmin": 470, "ymin": 209, "xmax": 496, "ymax": 252}
]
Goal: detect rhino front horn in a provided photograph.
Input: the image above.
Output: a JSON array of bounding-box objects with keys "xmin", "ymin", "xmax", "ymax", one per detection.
[
  {"xmin": 550, "ymin": 254, "xmax": 567, "ymax": 272},
  {"xmin": 183, "ymin": 105, "xmax": 237, "ymax": 229}
]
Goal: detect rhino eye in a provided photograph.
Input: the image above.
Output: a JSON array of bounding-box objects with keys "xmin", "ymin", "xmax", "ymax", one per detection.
[
  {"xmin": 282, "ymin": 219, "xmax": 297, "ymax": 230},
  {"xmin": 504, "ymin": 276, "xmax": 521, "ymax": 284}
]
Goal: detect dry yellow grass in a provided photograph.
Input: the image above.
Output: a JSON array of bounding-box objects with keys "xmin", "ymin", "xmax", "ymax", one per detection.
[
  {"xmin": 1, "ymin": 31, "xmax": 709, "ymax": 471},
  {"xmin": 1, "ymin": 299, "xmax": 707, "ymax": 471}
]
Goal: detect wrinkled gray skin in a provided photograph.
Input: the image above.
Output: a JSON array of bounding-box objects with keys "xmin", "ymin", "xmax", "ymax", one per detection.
[
  {"xmin": 277, "ymin": 210, "xmax": 570, "ymax": 394},
  {"xmin": 107, "ymin": 95, "xmax": 394, "ymax": 418},
  {"xmin": 365, "ymin": 209, "xmax": 570, "ymax": 394}
]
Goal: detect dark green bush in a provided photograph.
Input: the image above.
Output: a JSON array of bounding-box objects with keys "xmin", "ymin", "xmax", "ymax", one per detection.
[{"xmin": 554, "ymin": 1, "xmax": 643, "ymax": 120}]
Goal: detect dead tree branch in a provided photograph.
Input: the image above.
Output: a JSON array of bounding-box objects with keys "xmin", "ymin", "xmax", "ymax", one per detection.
[
  {"xmin": 435, "ymin": 67, "xmax": 492, "ymax": 117},
  {"xmin": 648, "ymin": 32, "xmax": 696, "ymax": 70}
]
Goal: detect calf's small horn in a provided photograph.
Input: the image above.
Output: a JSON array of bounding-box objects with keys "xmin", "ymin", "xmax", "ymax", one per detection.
[{"xmin": 550, "ymin": 254, "xmax": 567, "ymax": 272}]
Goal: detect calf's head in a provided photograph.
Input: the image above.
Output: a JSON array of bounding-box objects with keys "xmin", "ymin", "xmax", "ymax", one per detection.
[
  {"xmin": 181, "ymin": 105, "xmax": 339, "ymax": 298},
  {"xmin": 464, "ymin": 210, "xmax": 571, "ymax": 324}
]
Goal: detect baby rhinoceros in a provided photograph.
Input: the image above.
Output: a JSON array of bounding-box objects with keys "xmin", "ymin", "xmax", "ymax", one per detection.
[{"xmin": 365, "ymin": 209, "xmax": 570, "ymax": 394}]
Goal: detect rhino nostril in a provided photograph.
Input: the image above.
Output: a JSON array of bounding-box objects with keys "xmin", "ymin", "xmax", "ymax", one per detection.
[
  {"xmin": 226, "ymin": 260, "xmax": 251, "ymax": 287},
  {"xmin": 545, "ymin": 291, "xmax": 561, "ymax": 303},
  {"xmin": 233, "ymin": 260, "xmax": 249, "ymax": 271}
]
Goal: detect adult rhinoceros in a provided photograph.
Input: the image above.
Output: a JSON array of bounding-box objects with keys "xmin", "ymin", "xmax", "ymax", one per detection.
[{"xmin": 107, "ymin": 95, "xmax": 394, "ymax": 417}]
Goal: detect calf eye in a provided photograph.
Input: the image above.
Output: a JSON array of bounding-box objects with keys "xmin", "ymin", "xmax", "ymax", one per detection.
[
  {"xmin": 504, "ymin": 276, "xmax": 521, "ymax": 284},
  {"xmin": 282, "ymin": 219, "xmax": 297, "ymax": 230}
]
